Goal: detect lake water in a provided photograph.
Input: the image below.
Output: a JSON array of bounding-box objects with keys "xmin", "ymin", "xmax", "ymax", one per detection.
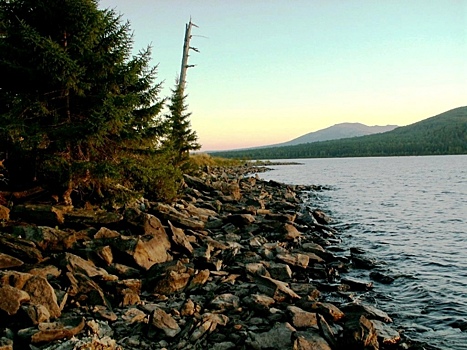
[{"xmin": 258, "ymin": 155, "xmax": 467, "ymax": 350}]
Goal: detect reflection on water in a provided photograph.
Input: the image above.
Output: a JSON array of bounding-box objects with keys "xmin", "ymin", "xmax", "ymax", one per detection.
[{"xmin": 260, "ymin": 155, "xmax": 467, "ymax": 350}]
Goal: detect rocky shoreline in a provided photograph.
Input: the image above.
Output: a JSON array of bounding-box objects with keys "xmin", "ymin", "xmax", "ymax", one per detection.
[{"xmin": 0, "ymin": 165, "xmax": 430, "ymax": 350}]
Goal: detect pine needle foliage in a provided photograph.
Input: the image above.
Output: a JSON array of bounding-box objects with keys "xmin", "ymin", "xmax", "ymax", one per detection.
[
  {"xmin": 0, "ymin": 0, "xmax": 180, "ymax": 205},
  {"xmin": 164, "ymin": 84, "xmax": 201, "ymax": 170}
]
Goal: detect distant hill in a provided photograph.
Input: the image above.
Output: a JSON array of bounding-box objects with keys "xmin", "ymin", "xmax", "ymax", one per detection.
[
  {"xmin": 270, "ymin": 122, "xmax": 398, "ymax": 147},
  {"xmin": 211, "ymin": 106, "xmax": 467, "ymax": 159}
]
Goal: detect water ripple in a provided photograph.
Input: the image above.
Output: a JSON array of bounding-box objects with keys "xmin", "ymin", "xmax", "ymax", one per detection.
[{"xmin": 260, "ymin": 155, "xmax": 467, "ymax": 350}]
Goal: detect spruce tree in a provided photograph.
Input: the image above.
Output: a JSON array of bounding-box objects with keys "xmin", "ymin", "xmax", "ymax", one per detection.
[
  {"xmin": 165, "ymin": 84, "xmax": 201, "ymax": 168},
  {"xmin": 0, "ymin": 0, "xmax": 171, "ymax": 204}
]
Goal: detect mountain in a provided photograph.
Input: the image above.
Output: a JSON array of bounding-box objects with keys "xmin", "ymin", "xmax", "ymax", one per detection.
[
  {"xmin": 271, "ymin": 123, "xmax": 398, "ymax": 147},
  {"xmin": 211, "ymin": 106, "xmax": 467, "ymax": 159}
]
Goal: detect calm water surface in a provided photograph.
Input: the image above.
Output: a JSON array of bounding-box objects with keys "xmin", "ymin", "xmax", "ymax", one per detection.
[{"xmin": 259, "ymin": 155, "xmax": 467, "ymax": 350}]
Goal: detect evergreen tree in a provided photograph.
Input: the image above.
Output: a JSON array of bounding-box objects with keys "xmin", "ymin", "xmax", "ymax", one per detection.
[
  {"xmin": 0, "ymin": 0, "xmax": 172, "ymax": 204},
  {"xmin": 165, "ymin": 84, "xmax": 201, "ymax": 168}
]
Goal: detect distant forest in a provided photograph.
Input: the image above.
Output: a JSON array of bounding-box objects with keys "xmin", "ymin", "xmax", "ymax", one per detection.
[{"xmin": 211, "ymin": 107, "xmax": 467, "ymax": 159}]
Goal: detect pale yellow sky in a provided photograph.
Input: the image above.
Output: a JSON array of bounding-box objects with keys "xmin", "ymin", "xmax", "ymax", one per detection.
[{"xmin": 100, "ymin": 0, "xmax": 467, "ymax": 151}]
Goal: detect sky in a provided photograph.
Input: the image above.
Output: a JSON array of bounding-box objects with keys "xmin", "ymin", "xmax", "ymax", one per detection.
[{"xmin": 98, "ymin": 0, "xmax": 467, "ymax": 151}]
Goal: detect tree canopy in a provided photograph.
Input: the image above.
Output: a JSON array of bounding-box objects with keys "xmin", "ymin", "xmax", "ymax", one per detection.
[{"xmin": 0, "ymin": 0, "xmax": 200, "ymax": 205}]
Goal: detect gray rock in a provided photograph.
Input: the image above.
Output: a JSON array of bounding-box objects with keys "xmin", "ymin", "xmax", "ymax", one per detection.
[
  {"xmin": 247, "ymin": 322, "xmax": 296, "ymax": 349},
  {"xmin": 210, "ymin": 293, "xmax": 240, "ymax": 311},
  {"xmin": 149, "ymin": 307, "xmax": 181, "ymax": 338}
]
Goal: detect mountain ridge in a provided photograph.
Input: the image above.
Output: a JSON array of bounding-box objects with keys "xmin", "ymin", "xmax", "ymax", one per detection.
[
  {"xmin": 211, "ymin": 106, "xmax": 467, "ymax": 159},
  {"xmin": 270, "ymin": 122, "xmax": 398, "ymax": 148}
]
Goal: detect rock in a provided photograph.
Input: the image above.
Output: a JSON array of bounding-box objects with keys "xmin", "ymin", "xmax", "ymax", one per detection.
[
  {"xmin": 227, "ymin": 213, "xmax": 256, "ymax": 226},
  {"xmin": 317, "ymin": 314, "xmax": 337, "ymax": 348},
  {"xmin": 17, "ymin": 316, "xmax": 85, "ymax": 344},
  {"xmin": 93, "ymin": 305, "xmax": 117, "ymax": 322},
  {"xmin": 0, "ymin": 252, "xmax": 24, "ymax": 269},
  {"xmin": 342, "ymin": 303, "xmax": 393, "ymax": 323},
  {"xmin": 168, "ymin": 221, "xmax": 194, "ymax": 255},
  {"xmin": 370, "ymin": 271, "xmax": 395, "ymax": 284},
  {"xmin": 246, "ymin": 262, "xmax": 271, "ymax": 277},
  {"xmin": 149, "ymin": 307, "xmax": 181, "ymax": 338},
  {"xmin": 305, "ymin": 302, "xmax": 345, "ymax": 322},
  {"xmin": 289, "ymin": 283, "xmax": 320, "ymax": 299},
  {"xmin": 152, "ymin": 270, "xmax": 191, "ymax": 295},
  {"xmin": 66, "ymin": 272, "xmax": 111, "ymax": 310},
  {"xmin": 210, "ymin": 293, "xmax": 240, "ymax": 311},
  {"xmin": 0, "ymin": 284, "xmax": 30, "ymax": 315},
  {"xmin": 301, "ymin": 251, "xmax": 325, "ymax": 264},
  {"xmin": 86, "ymin": 319, "xmax": 114, "ymax": 338},
  {"xmin": 350, "ymin": 247, "xmax": 366, "ymax": 255},
  {"xmin": 11, "ymin": 204, "xmax": 65, "ymax": 226},
  {"xmin": 108, "ymin": 263, "xmax": 140, "ymax": 279},
  {"xmin": 212, "ymin": 181, "xmax": 241, "ymax": 200},
  {"xmin": 190, "ymin": 313, "xmax": 229, "ymax": 341},
  {"xmin": 94, "ymin": 227, "xmax": 120, "ymax": 239},
  {"xmin": 247, "ymin": 322, "xmax": 296, "ymax": 349},
  {"xmin": 371, "ymin": 319, "xmax": 401, "ymax": 345},
  {"xmin": 120, "ymin": 288, "xmax": 141, "ymax": 306},
  {"xmin": 180, "ymin": 298, "xmax": 196, "ymax": 316},
  {"xmin": 287, "ymin": 305, "xmax": 319, "ymax": 329},
  {"xmin": 268, "ymin": 262, "xmax": 292, "ymax": 280},
  {"xmin": 22, "ymin": 275, "xmax": 61, "ymax": 318},
  {"xmin": 183, "ymin": 174, "xmax": 215, "ymax": 193},
  {"xmin": 341, "ymin": 277, "xmax": 374, "ymax": 291},
  {"xmin": 153, "ymin": 203, "xmax": 205, "ymax": 230},
  {"xmin": 265, "ymin": 212, "xmax": 295, "ymax": 222},
  {"xmin": 282, "ymin": 223, "xmax": 303, "ymax": 240},
  {"xmin": 0, "ymin": 337, "xmax": 13, "ymax": 350},
  {"xmin": 186, "ymin": 269, "xmax": 210, "ymax": 291},
  {"xmin": 19, "ymin": 225, "xmax": 83, "ymax": 252},
  {"xmin": 243, "ymin": 294, "xmax": 276, "ymax": 313},
  {"xmin": 253, "ymin": 275, "xmax": 301, "ymax": 302},
  {"xmin": 0, "ymin": 270, "xmax": 33, "ymax": 289},
  {"xmin": 210, "ymin": 342, "xmax": 236, "ymax": 350},
  {"xmin": 301, "ymin": 242, "xmax": 325, "ymax": 255},
  {"xmin": 312, "ymin": 209, "xmax": 332, "ymax": 225},
  {"xmin": 96, "ymin": 245, "xmax": 113, "ymax": 266},
  {"xmin": 61, "ymin": 252, "xmax": 110, "ymax": 278},
  {"xmin": 122, "ymin": 308, "xmax": 146, "ymax": 324},
  {"xmin": 351, "ymin": 254, "xmax": 378, "ymax": 269},
  {"xmin": 292, "ymin": 331, "xmax": 332, "ymax": 350},
  {"xmin": 21, "ymin": 304, "xmax": 51, "ymax": 325},
  {"xmin": 184, "ymin": 203, "xmax": 218, "ymax": 221},
  {"xmin": 0, "ymin": 234, "xmax": 43, "ymax": 263},
  {"xmin": 339, "ymin": 314, "xmax": 379, "ymax": 350},
  {"xmin": 276, "ymin": 253, "xmax": 311, "ymax": 268},
  {"xmin": 64, "ymin": 208, "xmax": 123, "ymax": 226},
  {"xmin": 26, "ymin": 265, "xmax": 61, "ymax": 279},
  {"xmin": 114, "ymin": 232, "xmax": 172, "ymax": 270},
  {"xmin": 0, "ymin": 205, "xmax": 10, "ymax": 221}
]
